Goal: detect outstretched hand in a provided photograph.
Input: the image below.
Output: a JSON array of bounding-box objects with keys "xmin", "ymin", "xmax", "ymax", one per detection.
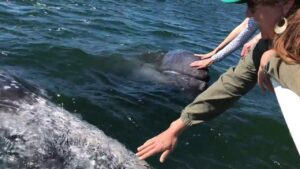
[
  {"xmin": 136, "ymin": 119, "xmax": 186, "ymax": 163},
  {"xmin": 190, "ymin": 58, "xmax": 214, "ymax": 69},
  {"xmin": 241, "ymin": 42, "xmax": 252, "ymax": 57},
  {"xmin": 241, "ymin": 34, "xmax": 261, "ymax": 57},
  {"xmin": 136, "ymin": 129, "xmax": 178, "ymax": 163}
]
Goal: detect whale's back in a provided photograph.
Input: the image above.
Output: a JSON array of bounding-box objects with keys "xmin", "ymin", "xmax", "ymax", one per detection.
[{"xmin": 0, "ymin": 72, "xmax": 150, "ymax": 169}]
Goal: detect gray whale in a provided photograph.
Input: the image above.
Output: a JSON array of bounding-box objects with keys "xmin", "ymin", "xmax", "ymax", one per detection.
[
  {"xmin": 0, "ymin": 72, "xmax": 150, "ymax": 169},
  {"xmin": 159, "ymin": 50, "xmax": 209, "ymax": 93}
]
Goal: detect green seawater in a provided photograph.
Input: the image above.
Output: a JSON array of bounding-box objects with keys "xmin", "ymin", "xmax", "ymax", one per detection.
[{"xmin": 0, "ymin": 0, "xmax": 299, "ymax": 168}]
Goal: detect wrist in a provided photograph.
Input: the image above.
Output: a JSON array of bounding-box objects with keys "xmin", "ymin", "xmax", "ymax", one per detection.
[
  {"xmin": 212, "ymin": 49, "xmax": 218, "ymax": 54},
  {"xmin": 168, "ymin": 119, "xmax": 187, "ymax": 136}
]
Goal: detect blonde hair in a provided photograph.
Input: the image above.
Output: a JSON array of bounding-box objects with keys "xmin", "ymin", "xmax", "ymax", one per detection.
[{"xmin": 274, "ymin": 9, "xmax": 300, "ymax": 64}]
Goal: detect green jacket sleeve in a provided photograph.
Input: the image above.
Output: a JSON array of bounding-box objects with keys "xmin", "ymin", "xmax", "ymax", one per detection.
[
  {"xmin": 180, "ymin": 40, "xmax": 272, "ymax": 126},
  {"xmin": 266, "ymin": 56, "xmax": 300, "ymax": 96},
  {"xmin": 180, "ymin": 50, "xmax": 258, "ymax": 126}
]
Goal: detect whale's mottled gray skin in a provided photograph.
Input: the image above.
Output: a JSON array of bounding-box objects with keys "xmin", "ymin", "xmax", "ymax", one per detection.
[
  {"xmin": 0, "ymin": 73, "xmax": 150, "ymax": 169},
  {"xmin": 160, "ymin": 50, "xmax": 210, "ymax": 93}
]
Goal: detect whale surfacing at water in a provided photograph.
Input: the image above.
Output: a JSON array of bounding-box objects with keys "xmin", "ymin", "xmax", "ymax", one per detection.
[
  {"xmin": 0, "ymin": 73, "xmax": 150, "ymax": 169},
  {"xmin": 160, "ymin": 50, "xmax": 210, "ymax": 93}
]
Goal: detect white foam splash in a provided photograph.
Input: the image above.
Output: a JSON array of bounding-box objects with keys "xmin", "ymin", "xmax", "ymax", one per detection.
[{"xmin": 3, "ymin": 86, "xmax": 11, "ymax": 90}]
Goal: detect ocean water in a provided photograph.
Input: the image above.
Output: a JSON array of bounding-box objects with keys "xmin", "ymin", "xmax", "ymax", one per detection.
[{"xmin": 0, "ymin": 0, "xmax": 299, "ymax": 168}]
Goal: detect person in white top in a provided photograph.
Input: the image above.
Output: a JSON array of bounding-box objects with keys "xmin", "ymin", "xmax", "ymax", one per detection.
[{"xmin": 191, "ymin": 17, "xmax": 261, "ymax": 69}]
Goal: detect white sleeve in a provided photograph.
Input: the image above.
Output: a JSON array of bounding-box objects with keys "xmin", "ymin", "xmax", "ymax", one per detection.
[{"xmin": 211, "ymin": 18, "xmax": 259, "ymax": 62}]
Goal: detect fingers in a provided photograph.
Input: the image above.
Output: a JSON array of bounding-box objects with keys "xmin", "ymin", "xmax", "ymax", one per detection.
[
  {"xmin": 190, "ymin": 60, "xmax": 210, "ymax": 69},
  {"xmin": 136, "ymin": 137, "xmax": 161, "ymax": 160},
  {"xmin": 241, "ymin": 48, "xmax": 246, "ymax": 57},
  {"xmin": 241, "ymin": 45, "xmax": 250, "ymax": 57},
  {"xmin": 159, "ymin": 150, "xmax": 171, "ymax": 163},
  {"xmin": 257, "ymin": 68, "xmax": 274, "ymax": 93},
  {"xmin": 138, "ymin": 147, "xmax": 160, "ymax": 160},
  {"xmin": 258, "ymin": 71, "xmax": 268, "ymax": 93},
  {"xmin": 190, "ymin": 61, "xmax": 198, "ymax": 67},
  {"xmin": 136, "ymin": 143, "xmax": 155, "ymax": 157},
  {"xmin": 257, "ymin": 69, "xmax": 265, "ymax": 92},
  {"xmin": 137, "ymin": 138, "xmax": 155, "ymax": 151},
  {"xmin": 194, "ymin": 54, "xmax": 204, "ymax": 58},
  {"xmin": 136, "ymin": 128, "xmax": 179, "ymax": 162},
  {"xmin": 190, "ymin": 61, "xmax": 204, "ymax": 69},
  {"xmin": 240, "ymin": 46, "xmax": 246, "ymax": 57},
  {"xmin": 264, "ymin": 77, "xmax": 274, "ymax": 92}
]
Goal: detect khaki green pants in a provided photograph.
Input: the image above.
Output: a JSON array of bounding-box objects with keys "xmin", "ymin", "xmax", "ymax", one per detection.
[{"xmin": 181, "ymin": 40, "xmax": 300, "ymax": 126}]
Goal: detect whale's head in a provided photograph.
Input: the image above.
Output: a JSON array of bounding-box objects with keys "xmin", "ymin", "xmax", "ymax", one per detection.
[{"xmin": 160, "ymin": 50, "xmax": 210, "ymax": 93}]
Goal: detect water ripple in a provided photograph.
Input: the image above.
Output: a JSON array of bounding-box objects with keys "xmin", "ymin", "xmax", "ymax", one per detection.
[{"xmin": 0, "ymin": 0, "xmax": 299, "ymax": 168}]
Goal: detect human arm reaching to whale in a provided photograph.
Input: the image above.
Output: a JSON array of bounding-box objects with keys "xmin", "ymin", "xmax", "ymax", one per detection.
[
  {"xmin": 191, "ymin": 17, "xmax": 260, "ymax": 69},
  {"xmin": 194, "ymin": 18, "xmax": 252, "ymax": 59},
  {"xmin": 137, "ymin": 0, "xmax": 300, "ymax": 163}
]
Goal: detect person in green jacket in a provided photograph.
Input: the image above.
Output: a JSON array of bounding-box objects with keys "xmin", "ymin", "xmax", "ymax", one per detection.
[{"xmin": 136, "ymin": 0, "xmax": 300, "ymax": 163}]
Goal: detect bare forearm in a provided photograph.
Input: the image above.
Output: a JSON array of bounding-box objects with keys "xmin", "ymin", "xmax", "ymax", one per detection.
[
  {"xmin": 169, "ymin": 118, "xmax": 187, "ymax": 136},
  {"xmin": 214, "ymin": 18, "xmax": 249, "ymax": 52}
]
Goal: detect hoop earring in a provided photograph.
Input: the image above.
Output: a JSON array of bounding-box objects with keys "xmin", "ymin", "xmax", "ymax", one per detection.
[{"xmin": 274, "ymin": 17, "xmax": 288, "ymax": 34}]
